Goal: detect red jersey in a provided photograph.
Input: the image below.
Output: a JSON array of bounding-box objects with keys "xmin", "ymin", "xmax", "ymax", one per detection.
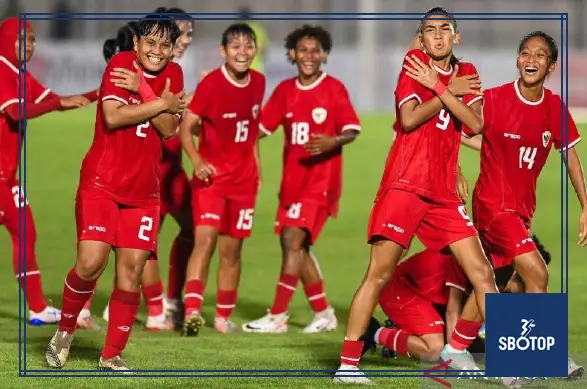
[
  {"xmin": 472, "ymin": 80, "xmax": 581, "ymax": 228},
  {"xmin": 380, "ymin": 49, "xmax": 482, "ymax": 204},
  {"xmin": 0, "ymin": 56, "xmax": 54, "ymax": 183},
  {"xmin": 380, "ymin": 249, "xmax": 467, "ymax": 306},
  {"xmin": 260, "ymin": 73, "xmax": 360, "ymax": 216},
  {"xmin": 188, "ymin": 65, "xmax": 265, "ymax": 195},
  {"xmin": 79, "ymin": 51, "xmax": 184, "ymax": 206}
]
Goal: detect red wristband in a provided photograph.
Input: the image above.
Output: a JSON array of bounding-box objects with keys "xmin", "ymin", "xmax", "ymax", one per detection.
[
  {"xmin": 138, "ymin": 81, "xmax": 157, "ymax": 102},
  {"xmin": 432, "ymin": 80, "xmax": 447, "ymax": 96}
]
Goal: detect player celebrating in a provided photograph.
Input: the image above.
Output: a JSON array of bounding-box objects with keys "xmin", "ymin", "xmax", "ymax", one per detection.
[
  {"xmin": 442, "ymin": 31, "xmax": 587, "ymax": 376},
  {"xmin": 46, "ymin": 15, "xmax": 185, "ymax": 371},
  {"xmin": 242, "ymin": 25, "xmax": 359, "ymax": 334},
  {"xmin": 0, "ymin": 17, "xmax": 92, "ymax": 326},
  {"xmin": 179, "ymin": 23, "xmax": 265, "ymax": 335},
  {"xmin": 333, "ymin": 7, "xmax": 499, "ymax": 384}
]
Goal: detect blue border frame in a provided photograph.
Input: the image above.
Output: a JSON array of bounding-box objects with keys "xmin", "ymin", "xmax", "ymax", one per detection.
[{"xmin": 17, "ymin": 11, "xmax": 569, "ymax": 379}]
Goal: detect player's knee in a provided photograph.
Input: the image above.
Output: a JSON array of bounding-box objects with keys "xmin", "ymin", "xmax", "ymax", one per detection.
[
  {"xmin": 117, "ymin": 257, "xmax": 146, "ymax": 287},
  {"xmin": 75, "ymin": 250, "xmax": 107, "ymax": 281},
  {"xmin": 218, "ymin": 241, "xmax": 241, "ymax": 267},
  {"xmin": 469, "ymin": 258, "xmax": 496, "ymax": 287},
  {"xmin": 421, "ymin": 338, "xmax": 445, "ymax": 362},
  {"xmin": 280, "ymin": 227, "xmax": 306, "ymax": 253}
]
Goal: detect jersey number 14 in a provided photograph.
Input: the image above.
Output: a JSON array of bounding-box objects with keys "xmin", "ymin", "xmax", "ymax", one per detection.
[{"xmin": 519, "ymin": 146, "xmax": 537, "ymax": 169}]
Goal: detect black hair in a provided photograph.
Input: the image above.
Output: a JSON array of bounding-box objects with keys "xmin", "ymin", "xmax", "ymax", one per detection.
[
  {"xmin": 532, "ymin": 234, "xmax": 552, "ymax": 266},
  {"xmin": 103, "ymin": 22, "xmax": 139, "ymax": 63},
  {"xmin": 221, "ymin": 23, "xmax": 256, "ymax": 47},
  {"xmin": 418, "ymin": 6, "xmax": 459, "ymax": 68},
  {"xmin": 518, "ymin": 31, "xmax": 558, "ymax": 64},
  {"xmin": 154, "ymin": 7, "xmax": 194, "ymax": 25},
  {"xmin": 137, "ymin": 13, "xmax": 181, "ymax": 45},
  {"xmin": 284, "ymin": 24, "xmax": 332, "ymax": 65}
]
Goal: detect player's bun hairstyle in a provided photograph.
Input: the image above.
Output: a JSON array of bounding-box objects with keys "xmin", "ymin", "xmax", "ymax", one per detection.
[
  {"xmin": 137, "ymin": 13, "xmax": 181, "ymax": 45},
  {"xmin": 221, "ymin": 23, "xmax": 257, "ymax": 47},
  {"xmin": 284, "ymin": 24, "xmax": 332, "ymax": 65},
  {"xmin": 518, "ymin": 31, "xmax": 558, "ymax": 64},
  {"xmin": 103, "ymin": 22, "xmax": 139, "ymax": 63},
  {"xmin": 532, "ymin": 234, "xmax": 552, "ymax": 266},
  {"xmin": 153, "ymin": 7, "xmax": 194, "ymax": 26},
  {"xmin": 418, "ymin": 6, "xmax": 460, "ymax": 68}
]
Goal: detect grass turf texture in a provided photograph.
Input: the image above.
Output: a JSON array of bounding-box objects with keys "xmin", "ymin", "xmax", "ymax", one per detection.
[{"xmin": 0, "ymin": 109, "xmax": 585, "ymax": 388}]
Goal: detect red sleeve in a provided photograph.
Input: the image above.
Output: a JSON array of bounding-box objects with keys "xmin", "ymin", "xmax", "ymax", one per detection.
[
  {"xmin": 334, "ymin": 82, "xmax": 361, "ymax": 134},
  {"xmin": 100, "ymin": 54, "xmax": 132, "ymax": 106},
  {"xmin": 168, "ymin": 63, "xmax": 185, "ymax": 95},
  {"xmin": 551, "ymin": 94, "xmax": 582, "ymax": 151},
  {"xmin": 188, "ymin": 73, "xmax": 214, "ymax": 118},
  {"xmin": 28, "ymin": 73, "xmax": 54, "ymax": 104},
  {"xmin": 82, "ymin": 89, "xmax": 99, "ymax": 102},
  {"xmin": 4, "ymin": 97, "xmax": 62, "ymax": 120},
  {"xmin": 0, "ymin": 65, "xmax": 20, "ymax": 113},
  {"xmin": 259, "ymin": 82, "xmax": 285, "ymax": 136},
  {"xmin": 395, "ymin": 50, "xmax": 428, "ymax": 109},
  {"xmin": 462, "ymin": 87, "xmax": 494, "ymax": 138},
  {"xmin": 445, "ymin": 256, "xmax": 467, "ymax": 291},
  {"xmin": 460, "ymin": 63, "xmax": 484, "ymax": 107}
]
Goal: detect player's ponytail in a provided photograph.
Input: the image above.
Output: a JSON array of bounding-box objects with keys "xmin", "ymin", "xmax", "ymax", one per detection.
[
  {"xmin": 102, "ymin": 38, "xmax": 118, "ymax": 63},
  {"xmin": 102, "ymin": 22, "xmax": 139, "ymax": 63}
]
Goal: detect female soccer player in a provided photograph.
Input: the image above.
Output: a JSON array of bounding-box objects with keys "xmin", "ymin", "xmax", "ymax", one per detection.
[
  {"xmin": 334, "ymin": 7, "xmax": 499, "ymax": 384},
  {"xmin": 179, "ymin": 23, "xmax": 265, "ymax": 335},
  {"xmin": 442, "ymin": 31, "xmax": 586, "ymax": 378},
  {"xmin": 46, "ymin": 15, "xmax": 185, "ymax": 371},
  {"xmin": 0, "ymin": 17, "xmax": 92, "ymax": 326},
  {"xmin": 242, "ymin": 25, "xmax": 359, "ymax": 334},
  {"xmin": 97, "ymin": 10, "xmax": 196, "ymax": 331}
]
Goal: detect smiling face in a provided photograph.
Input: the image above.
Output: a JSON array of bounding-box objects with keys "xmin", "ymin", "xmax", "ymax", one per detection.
[
  {"xmin": 418, "ymin": 15, "xmax": 457, "ymax": 61},
  {"xmin": 220, "ymin": 33, "xmax": 256, "ymax": 75},
  {"xmin": 133, "ymin": 28, "xmax": 174, "ymax": 73},
  {"xmin": 290, "ymin": 36, "xmax": 326, "ymax": 78},
  {"xmin": 173, "ymin": 20, "xmax": 193, "ymax": 59},
  {"xmin": 517, "ymin": 35, "xmax": 556, "ymax": 87}
]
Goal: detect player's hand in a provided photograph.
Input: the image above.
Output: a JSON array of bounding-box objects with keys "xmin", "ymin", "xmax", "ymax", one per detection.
[
  {"xmin": 161, "ymin": 78, "xmax": 187, "ymax": 114},
  {"xmin": 60, "ymin": 95, "xmax": 91, "ymax": 109},
  {"xmin": 456, "ymin": 170, "xmax": 469, "ymax": 204},
  {"xmin": 192, "ymin": 155, "xmax": 216, "ymax": 182},
  {"xmin": 403, "ymin": 55, "xmax": 439, "ymax": 90},
  {"xmin": 579, "ymin": 210, "xmax": 587, "ymax": 247},
  {"xmin": 110, "ymin": 67, "xmax": 141, "ymax": 93},
  {"xmin": 304, "ymin": 133, "xmax": 337, "ymax": 155},
  {"xmin": 447, "ymin": 64, "xmax": 483, "ymax": 97}
]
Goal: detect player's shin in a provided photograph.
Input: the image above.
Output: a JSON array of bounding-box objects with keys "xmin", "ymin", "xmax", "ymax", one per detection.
[
  {"xmin": 166, "ymin": 228, "xmax": 193, "ymax": 301},
  {"xmin": 59, "ymin": 268, "xmax": 97, "ymax": 333},
  {"xmin": 340, "ymin": 241, "xmax": 404, "ymax": 366},
  {"xmin": 447, "ymin": 295, "xmax": 484, "ymax": 351},
  {"xmin": 214, "ymin": 236, "xmax": 242, "ymax": 332},
  {"xmin": 141, "ymin": 260, "xmax": 165, "ymax": 317}
]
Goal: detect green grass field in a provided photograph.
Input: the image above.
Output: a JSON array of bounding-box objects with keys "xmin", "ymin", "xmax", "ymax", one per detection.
[{"xmin": 1, "ymin": 109, "xmax": 586, "ymax": 388}]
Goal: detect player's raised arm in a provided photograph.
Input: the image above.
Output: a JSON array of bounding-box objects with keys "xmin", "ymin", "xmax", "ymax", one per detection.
[{"xmin": 460, "ymin": 134, "xmax": 482, "ymax": 151}]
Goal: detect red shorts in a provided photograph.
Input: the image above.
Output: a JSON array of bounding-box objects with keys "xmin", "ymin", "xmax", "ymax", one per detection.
[
  {"xmin": 477, "ymin": 211, "xmax": 536, "ymax": 269},
  {"xmin": 191, "ymin": 184, "xmax": 257, "ymax": 239},
  {"xmin": 367, "ymin": 188, "xmax": 477, "ymax": 250},
  {"xmin": 379, "ymin": 285, "xmax": 444, "ymax": 335},
  {"xmin": 75, "ymin": 189, "xmax": 160, "ymax": 253},
  {"xmin": 160, "ymin": 164, "xmax": 191, "ymax": 216},
  {"xmin": 274, "ymin": 201, "xmax": 330, "ymax": 244}
]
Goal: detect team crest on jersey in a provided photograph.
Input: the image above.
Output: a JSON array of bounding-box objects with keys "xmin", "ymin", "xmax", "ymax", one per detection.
[
  {"xmin": 312, "ymin": 108, "xmax": 327, "ymax": 124},
  {"xmin": 542, "ymin": 131, "xmax": 552, "ymax": 148},
  {"xmin": 252, "ymin": 104, "xmax": 260, "ymax": 119}
]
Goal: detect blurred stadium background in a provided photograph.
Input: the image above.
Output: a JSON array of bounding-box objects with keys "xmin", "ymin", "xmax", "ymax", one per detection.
[{"xmin": 1, "ymin": 0, "xmax": 586, "ymax": 114}]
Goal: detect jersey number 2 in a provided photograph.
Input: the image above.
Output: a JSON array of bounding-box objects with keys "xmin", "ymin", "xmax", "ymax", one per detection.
[
  {"xmin": 136, "ymin": 121, "xmax": 149, "ymax": 138},
  {"xmin": 138, "ymin": 216, "xmax": 153, "ymax": 241}
]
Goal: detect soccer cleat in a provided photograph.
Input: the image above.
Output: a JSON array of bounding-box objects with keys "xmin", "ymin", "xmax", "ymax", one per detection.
[
  {"xmin": 102, "ymin": 304, "xmax": 109, "ymax": 322},
  {"xmin": 98, "ymin": 355, "xmax": 132, "ymax": 373},
  {"xmin": 478, "ymin": 324, "xmax": 486, "ymax": 339},
  {"xmin": 183, "ymin": 311, "xmax": 205, "ymax": 337},
  {"xmin": 568, "ymin": 357, "xmax": 584, "ymax": 380},
  {"xmin": 303, "ymin": 306, "xmax": 338, "ymax": 334},
  {"xmin": 440, "ymin": 344, "xmax": 481, "ymax": 372},
  {"xmin": 45, "ymin": 330, "xmax": 74, "ymax": 368},
  {"xmin": 242, "ymin": 310, "xmax": 288, "ymax": 333},
  {"xmin": 163, "ymin": 298, "xmax": 184, "ymax": 329},
  {"xmin": 214, "ymin": 317, "xmax": 238, "ymax": 334},
  {"xmin": 501, "ymin": 377, "xmax": 541, "ymax": 388},
  {"xmin": 361, "ymin": 317, "xmax": 381, "ymax": 357},
  {"xmin": 332, "ymin": 364, "xmax": 374, "ymax": 385},
  {"xmin": 145, "ymin": 313, "xmax": 174, "ymax": 331},
  {"xmin": 76, "ymin": 309, "xmax": 101, "ymax": 331},
  {"xmin": 29, "ymin": 305, "xmax": 61, "ymax": 326}
]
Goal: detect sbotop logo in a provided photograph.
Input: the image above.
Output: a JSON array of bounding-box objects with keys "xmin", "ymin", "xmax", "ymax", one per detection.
[{"xmin": 498, "ymin": 319, "xmax": 555, "ymax": 351}]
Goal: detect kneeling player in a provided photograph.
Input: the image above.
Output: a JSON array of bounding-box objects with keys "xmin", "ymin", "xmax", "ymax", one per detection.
[
  {"xmin": 242, "ymin": 25, "xmax": 360, "ymax": 334},
  {"xmin": 364, "ymin": 249, "xmax": 467, "ymax": 363}
]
